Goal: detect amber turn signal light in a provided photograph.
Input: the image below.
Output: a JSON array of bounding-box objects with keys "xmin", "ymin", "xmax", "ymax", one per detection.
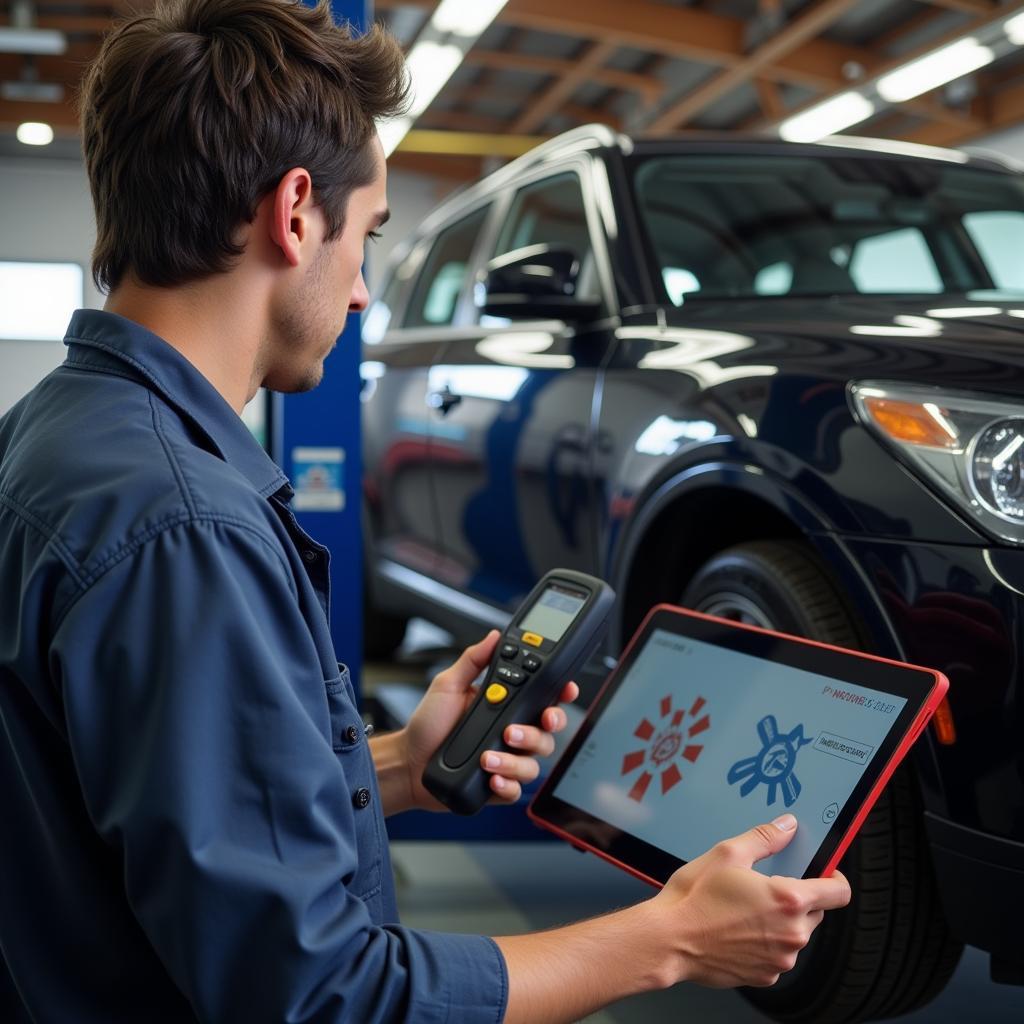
[{"xmin": 863, "ymin": 397, "xmax": 959, "ymax": 449}]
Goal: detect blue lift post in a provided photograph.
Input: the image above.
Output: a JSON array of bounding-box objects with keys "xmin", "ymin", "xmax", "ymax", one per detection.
[{"xmin": 277, "ymin": 0, "xmax": 371, "ymax": 698}]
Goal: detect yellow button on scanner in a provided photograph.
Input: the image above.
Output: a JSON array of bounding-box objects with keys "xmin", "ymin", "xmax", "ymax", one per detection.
[
  {"xmin": 521, "ymin": 632, "xmax": 544, "ymax": 648},
  {"xmin": 485, "ymin": 683, "xmax": 509, "ymax": 705}
]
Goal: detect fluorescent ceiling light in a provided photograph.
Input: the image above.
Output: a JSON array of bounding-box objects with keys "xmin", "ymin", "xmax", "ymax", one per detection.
[
  {"xmin": 877, "ymin": 37, "xmax": 994, "ymax": 103},
  {"xmin": 1006, "ymin": 12, "xmax": 1024, "ymax": 46},
  {"xmin": 0, "ymin": 27, "xmax": 66, "ymax": 55},
  {"xmin": 431, "ymin": 0, "xmax": 508, "ymax": 38},
  {"xmin": 404, "ymin": 41, "xmax": 464, "ymax": 118},
  {"xmin": 16, "ymin": 121, "xmax": 53, "ymax": 146},
  {"xmin": 779, "ymin": 92, "xmax": 875, "ymax": 143}
]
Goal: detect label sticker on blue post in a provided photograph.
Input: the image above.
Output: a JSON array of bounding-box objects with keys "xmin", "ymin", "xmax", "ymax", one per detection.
[{"xmin": 292, "ymin": 446, "xmax": 345, "ymax": 511}]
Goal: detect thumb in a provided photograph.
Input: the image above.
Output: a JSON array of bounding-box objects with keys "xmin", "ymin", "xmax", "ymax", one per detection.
[
  {"xmin": 720, "ymin": 814, "xmax": 799, "ymax": 868},
  {"xmin": 431, "ymin": 630, "xmax": 500, "ymax": 694}
]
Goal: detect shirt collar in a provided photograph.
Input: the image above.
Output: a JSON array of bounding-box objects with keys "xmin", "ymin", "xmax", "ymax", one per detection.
[{"xmin": 63, "ymin": 308, "xmax": 288, "ymax": 499}]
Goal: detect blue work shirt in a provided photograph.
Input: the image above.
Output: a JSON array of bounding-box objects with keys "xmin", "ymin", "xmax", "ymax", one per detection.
[{"xmin": 0, "ymin": 310, "xmax": 508, "ymax": 1023}]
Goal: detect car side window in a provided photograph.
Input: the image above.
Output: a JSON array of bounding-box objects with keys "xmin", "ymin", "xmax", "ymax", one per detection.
[
  {"xmin": 493, "ymin": 174, "xmax": 601, "ymax": 302},
  {"xmin": 403, "ymin": 206, "xmax": 489, "ymax": 329}
]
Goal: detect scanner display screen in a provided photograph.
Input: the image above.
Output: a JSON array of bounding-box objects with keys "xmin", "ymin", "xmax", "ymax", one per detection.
[
  {"xmin": 518, "ymin": 584, "xmax": 587, "ymax": 642},
  {"xmin": 552, "ymin": 628, "xmax": 907, "ymax": 878}
]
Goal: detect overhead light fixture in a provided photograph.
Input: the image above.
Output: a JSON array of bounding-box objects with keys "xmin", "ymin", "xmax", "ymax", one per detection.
[
  {"xmin": 404, "ymin": 41, "xmax": 464, "ymax": 118},
  {"xmin": 380, "ymin": 1, "xmax": 509, "ymax": 158},
  {"xmin": 431, "ymin": 0, "xmax": 508, "ymax": 38},
  {"xmin": 877, "ymin": 37, "xmax": 994, "ymax": 103},
  {"xmin": 16, "ymin": 121, "xmax": 53, "ymax": 146},
  {"xmin": 779, "ymin": 92, "xmax": 876, "ymax": 143},
  {"xmin": 1005, "ymin": 11, "xmax": 1024, "ymax": 46},
  {"xmin": 0, "ymin": 28, "xmax": 66, "ymax": 55}
]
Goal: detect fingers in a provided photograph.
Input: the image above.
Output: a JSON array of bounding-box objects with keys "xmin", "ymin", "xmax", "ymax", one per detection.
[
  {"xmin": 481, "ymin": 750, "xmax": 541, "ymax": 784},
  {"xmin": 716, "ymin": 814, "xmax": 799, "ymax": 867},
  {"xmin": 558, "ymin": 681, "xmax": 579, "ymax": 704},
  {"xmin": 797, "ymin": 871, "xmax": 852, "ymax": 912},
  {"xmin": 504, "ymin": 723, "xmax": 556, "ymax": 757},
  {"xmin": 431, "ymin": 631, "xmax": 500, "ymax": 694}
]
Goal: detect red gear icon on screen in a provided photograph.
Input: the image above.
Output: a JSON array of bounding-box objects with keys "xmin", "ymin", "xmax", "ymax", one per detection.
[{"xmin": 621, "ymin": 695, "xmax": 710, "ymax": 802}]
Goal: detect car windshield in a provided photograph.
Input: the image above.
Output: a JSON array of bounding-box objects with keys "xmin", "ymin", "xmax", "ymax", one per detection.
[{"xmin": 632, "ymin": 152, "xmax": 1024, "ymax": 304}]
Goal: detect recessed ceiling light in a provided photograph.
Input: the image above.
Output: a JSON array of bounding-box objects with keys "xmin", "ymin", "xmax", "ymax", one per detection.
[{"xmin": 16, "ymin": 121, "xmax": 54, "ymax": 146}]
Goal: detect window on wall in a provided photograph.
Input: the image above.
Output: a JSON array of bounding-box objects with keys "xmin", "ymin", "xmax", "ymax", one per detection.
[
  {"xmin": 403, "ymin": 206, "xmax": 490, "ymax": 328},
  {"xmin": 0, "ymin": 262, "xmax": 84, "ymax": 340}
]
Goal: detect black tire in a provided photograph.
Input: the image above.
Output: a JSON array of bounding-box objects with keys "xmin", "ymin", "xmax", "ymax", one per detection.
[
  {"xmin": 682, "ymin": 540, "xmax": 963, "ymax": 1024},
  {"xmin": 363, "ymin": 576, "xmax": 409, "ymax": 662}
]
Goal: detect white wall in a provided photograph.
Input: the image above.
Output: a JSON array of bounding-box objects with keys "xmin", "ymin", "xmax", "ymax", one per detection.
[
  {"xmin": 0, "ymin": 159, "xmax": 451, "ymax": 415},
  {"xmin": 0, "ymin": 159, "xmax": 103, "ymax": 416}
]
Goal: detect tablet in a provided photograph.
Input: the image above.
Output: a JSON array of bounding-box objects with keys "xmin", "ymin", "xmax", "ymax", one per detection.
[{"xmin": 529, "ymin": 604, "xmax": 949, "ymax": 883}]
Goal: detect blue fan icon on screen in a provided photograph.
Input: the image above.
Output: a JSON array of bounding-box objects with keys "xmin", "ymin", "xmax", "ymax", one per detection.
[{"xmin": 727, "ymin": 715, "xmax": 813, "ymax": 808}]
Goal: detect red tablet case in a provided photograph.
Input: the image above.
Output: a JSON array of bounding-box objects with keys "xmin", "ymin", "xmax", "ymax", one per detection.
[{"xmin": 528, "ymin": 603, "xmax": 950, "ymax": 884}]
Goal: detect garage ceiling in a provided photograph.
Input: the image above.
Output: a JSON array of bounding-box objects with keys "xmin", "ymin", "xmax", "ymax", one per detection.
[{"xmin": 2, "ymin": 0, "xmax": 1024, "ymax": 177}]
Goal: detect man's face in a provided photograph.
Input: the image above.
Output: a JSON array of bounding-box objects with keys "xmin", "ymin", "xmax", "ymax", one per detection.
[{"xmin": 264, "ymin": 137, "xmax": 388, "ymax": 393}]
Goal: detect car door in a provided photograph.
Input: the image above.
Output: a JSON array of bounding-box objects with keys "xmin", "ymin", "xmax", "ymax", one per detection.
[
  {"xmin": 362, "ymin": 203, "xmax": 492, "ymax": 582},
  {"xmin": 427, "ymin": 163, "xmax": 619, "ymax": 616}
]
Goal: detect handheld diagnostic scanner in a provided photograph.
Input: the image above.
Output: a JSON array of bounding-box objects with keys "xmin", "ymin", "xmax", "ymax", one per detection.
[{"xmin": 422, "ymin": 569, "xmax": 616, "ymax": 815}]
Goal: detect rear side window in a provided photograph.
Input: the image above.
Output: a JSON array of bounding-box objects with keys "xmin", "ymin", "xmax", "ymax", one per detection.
[
  {"xmin": 493, "ymin": 174, "xmax": 600, "ymax": 302},
  {"xmin": 404, "ymin": 206, "xmax": 489, "ymax": 328},
  {"xmin": 963, "ymin": 211, "xmax": 1024, "ymax": 291}
]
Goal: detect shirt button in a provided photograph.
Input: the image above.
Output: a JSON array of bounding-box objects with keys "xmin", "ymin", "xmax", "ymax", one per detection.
[
  {"xmin": 303, "ymin": 549, "xmax": 317, "ymax": 562},
  {"xmin": 345, "ymin": 725, "xmax": 360, "ymax": 744},
  {"xmin": 353, "ymin": 787, "xmax": 371, "ymax": 809}
]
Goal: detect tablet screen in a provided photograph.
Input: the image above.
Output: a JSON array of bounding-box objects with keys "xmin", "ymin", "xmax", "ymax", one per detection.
[{"xmin": 551, "ymin": 627, "xmax": 909, "ymax": 878}]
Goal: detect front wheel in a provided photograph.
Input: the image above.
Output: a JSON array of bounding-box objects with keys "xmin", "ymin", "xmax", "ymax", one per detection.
[{"xmin": 682, "ymin": 540, "xmax": 962, "ymax": 1024}]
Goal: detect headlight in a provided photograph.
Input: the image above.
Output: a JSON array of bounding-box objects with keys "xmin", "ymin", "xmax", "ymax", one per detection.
[{"xmin": 850, "ymin": 382, "xmax": 1024, "ymax": 543}]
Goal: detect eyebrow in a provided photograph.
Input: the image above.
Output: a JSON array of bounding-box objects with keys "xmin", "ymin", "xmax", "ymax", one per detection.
[{"xmin": 373, "ymin": 208, "xmax": 391, "ymax": 229}]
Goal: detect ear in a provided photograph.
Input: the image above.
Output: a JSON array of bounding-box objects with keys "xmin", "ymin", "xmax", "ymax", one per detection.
[{"xmin": 268, "ymin": 168, "xmax": 315, "ymax": 268}]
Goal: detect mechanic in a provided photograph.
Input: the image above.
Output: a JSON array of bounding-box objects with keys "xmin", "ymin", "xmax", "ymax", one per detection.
[{"xmin": 0, "ymin": 1, "xmax": 851, "ymax": 1021}]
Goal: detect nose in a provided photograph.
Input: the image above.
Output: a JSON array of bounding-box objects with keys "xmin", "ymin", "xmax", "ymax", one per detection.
[{"xmin": 349, "ymin": 269, "xmax": 370, "ymax": 314}]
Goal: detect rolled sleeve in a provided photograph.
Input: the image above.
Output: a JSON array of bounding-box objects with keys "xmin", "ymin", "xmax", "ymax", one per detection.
[{"xmin": 50, "ymin": 517, "xmax": 508, "ymax": 1024}]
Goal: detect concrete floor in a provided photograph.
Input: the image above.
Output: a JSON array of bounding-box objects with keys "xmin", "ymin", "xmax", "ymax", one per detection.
[{"xmin": 372, "ymin": 621, "xmax": 1024, "ymax": 1023}]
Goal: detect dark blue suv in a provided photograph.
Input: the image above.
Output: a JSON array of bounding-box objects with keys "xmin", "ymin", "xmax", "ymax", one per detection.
[{"xmin": 362, "ymin": 126, "xmax": 1024, "ymax": 1022}]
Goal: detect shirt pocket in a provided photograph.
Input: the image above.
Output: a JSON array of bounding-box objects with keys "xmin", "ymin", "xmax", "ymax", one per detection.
[{"xmin": 324, "ymin": 665, "xmax": 383, "ymax": 902}]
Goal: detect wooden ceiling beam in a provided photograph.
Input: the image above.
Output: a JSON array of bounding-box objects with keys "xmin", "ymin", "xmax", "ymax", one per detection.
[
  {"xmin": 511, "ymin": 39, "xmax": 616, "ymax": 134},
  {"xmin": 464, "ymin": 49, "xmax": 663, "ymax": 104},
  {"xmin": 418, "ymin": 108, "xmax": 508, "ymax": 133},
  {"xmin": 644, "ymin": 0, "xmax": 860, "ymax": 131},
  {"xmin": 918, "ymin": 0, "xmax": 998, "ymax": 13},
  {"xmin": 387, "ymin": 149, "xmax": 483, "ymax": 183},
  {"xmin": 905, "ymin": 80, "xmax": 1024, "ymax": 147},
  {"xmin": 502, "ymin": 0, "xmax": 874, "ymax": 92},
  {"xmin": 754, "ymin": 78, "xmax": 785, "ymax": 121},
  {"xmin": 0, "ymin": 97, "xmax": 80, "ymax": 131}
]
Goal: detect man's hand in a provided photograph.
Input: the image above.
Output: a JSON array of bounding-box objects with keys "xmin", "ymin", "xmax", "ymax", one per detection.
[
  {"xmin": 379, "ymin": 630, "xmax": 578, "ymax": 815},
  {"xmin": 650, "ymin": 814, "xmax": 852, "ymax": 989},
  {"xmin": 495, "ymin": 816, "xmax": 851, "ymax": 1023}
]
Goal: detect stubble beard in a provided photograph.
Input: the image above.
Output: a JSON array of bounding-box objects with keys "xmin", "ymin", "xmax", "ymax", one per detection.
[{"xmin": 269, "ymin": 243, "xmax": 338, "ymax": 394}]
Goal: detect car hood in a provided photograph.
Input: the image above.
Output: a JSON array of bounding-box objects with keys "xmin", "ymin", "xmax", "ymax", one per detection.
[{"xmin": 643, "ymin": 296, "xmax": 1024, "ymax": 398}]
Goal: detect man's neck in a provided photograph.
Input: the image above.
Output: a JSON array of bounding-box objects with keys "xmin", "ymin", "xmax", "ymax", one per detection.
[{"xmin": 105, "ymin": 277, "xmax": 264, "ymax": 415}]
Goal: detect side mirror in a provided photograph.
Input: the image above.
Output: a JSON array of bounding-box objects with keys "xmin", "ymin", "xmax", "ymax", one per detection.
[{"xmin": 480, "ymin": 244, "xmax": 602, "ymax": 323}]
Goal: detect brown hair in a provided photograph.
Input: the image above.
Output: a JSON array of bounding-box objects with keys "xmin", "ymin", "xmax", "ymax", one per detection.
[{"xmin": 79, "ymin": 0, "xmax": 408, "ymax": 292}]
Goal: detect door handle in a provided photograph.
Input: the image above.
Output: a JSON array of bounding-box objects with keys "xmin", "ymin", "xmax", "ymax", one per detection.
[{"xmin": 428, "ymin": 386, "xmax": 462, "ymax": 415}]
